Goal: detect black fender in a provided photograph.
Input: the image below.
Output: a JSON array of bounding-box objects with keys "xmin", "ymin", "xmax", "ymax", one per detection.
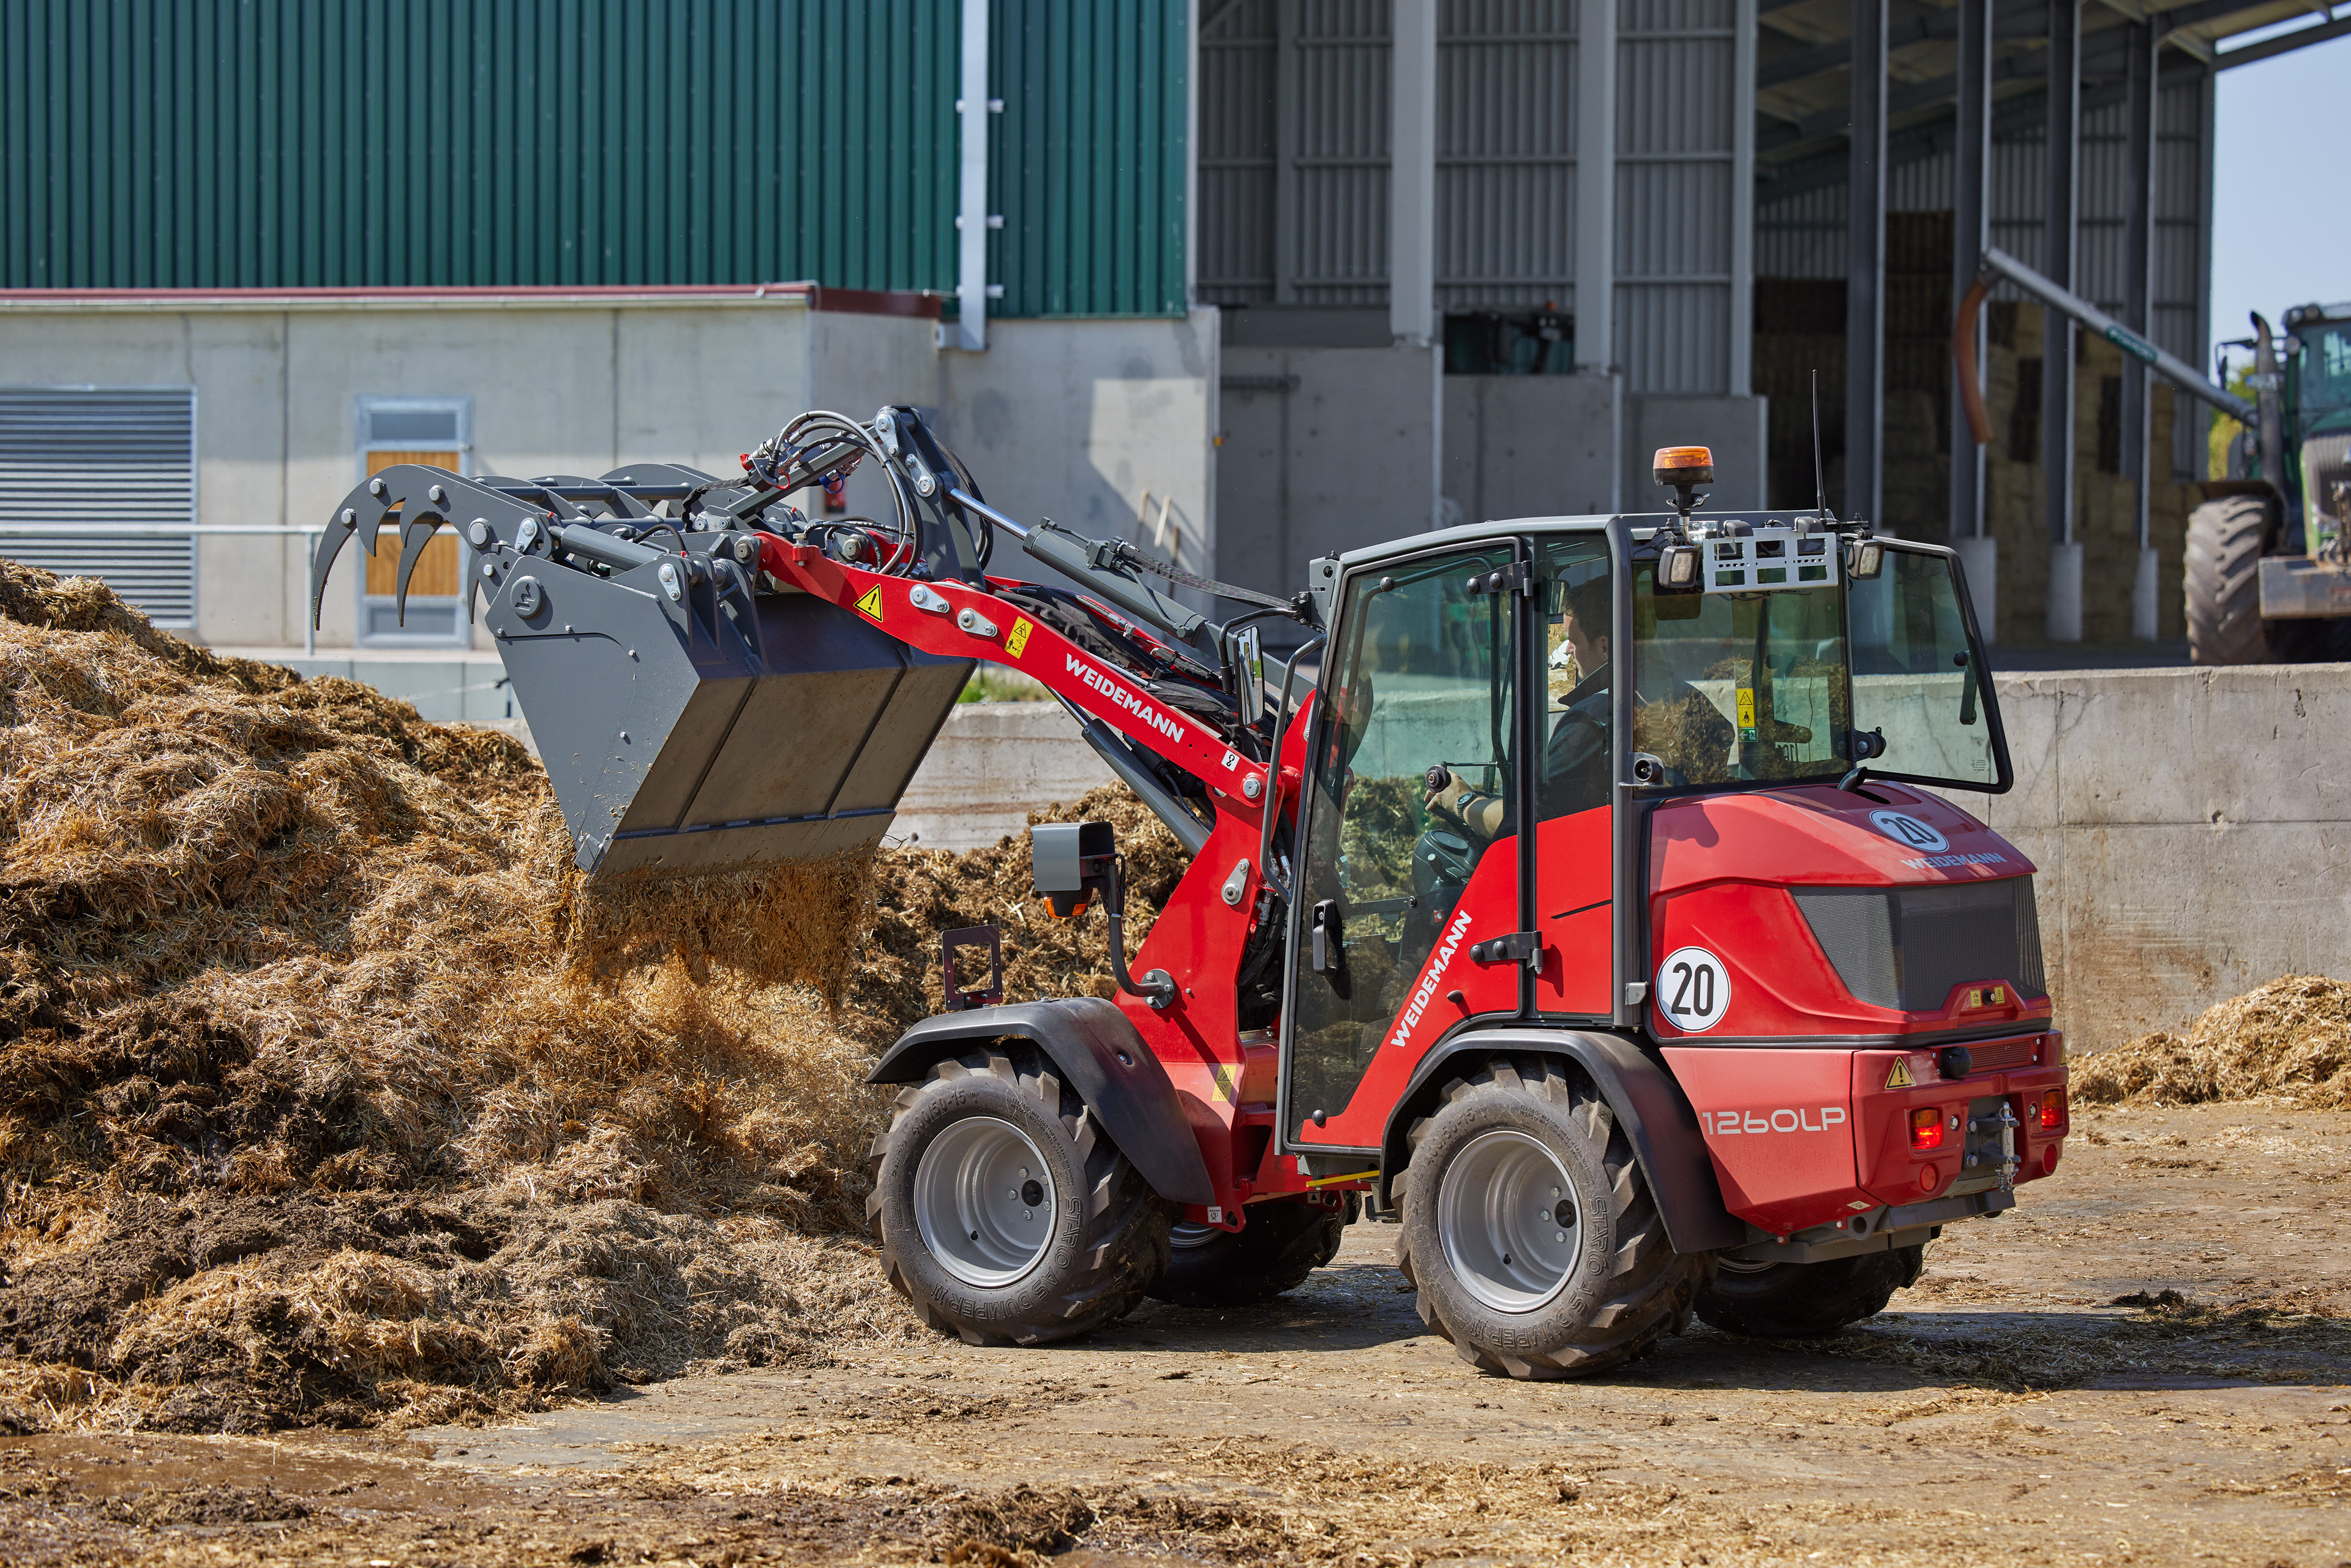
[
  {"xmin": 1377, "ymin": 1027, "xmax": 1746, "ymax": 1255},
  {"xmin": 867, "ymin": 997, "xmax": 1217, "ymax": 1207}
]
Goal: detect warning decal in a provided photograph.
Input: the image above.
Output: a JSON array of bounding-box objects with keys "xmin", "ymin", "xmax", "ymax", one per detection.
[
  {"xmin": 1885, "ymin": 1057, "xmax": 1914, "ymax": 1089},
  {"xmin": 1005, "ymin": 615, "xmax": 1035, "ymax": 658},
  {"xmin": 1735, "ymin": 687, "xmax": 1757, "ymax": 740},
  {"xmin": 853, "ymin": 585, "xmax": 885, "ymax": 622}
]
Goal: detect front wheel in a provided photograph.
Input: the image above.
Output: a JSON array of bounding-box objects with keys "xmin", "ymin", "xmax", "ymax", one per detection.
[
  {"xmin": 1394, "ymin": 1057, "xmax": 1709, "ymax": 1379},
  {"xmin": 1693, "ymin": 1245, "xmax": 1924, "ymax": 1338},
  {"xmin": 869, "ymin": 1047, "xmax": 1172, "ymax": 1345}
]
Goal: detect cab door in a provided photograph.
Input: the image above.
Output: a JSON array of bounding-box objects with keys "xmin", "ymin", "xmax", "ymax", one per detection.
[{"xmin": 1279, "ymin": 542, "xmax": 1528, "ymax": 1154}]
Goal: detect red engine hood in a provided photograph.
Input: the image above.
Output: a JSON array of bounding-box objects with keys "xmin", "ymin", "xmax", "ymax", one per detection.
[
  {"xmin": 1651, "ymin": 782, "xmax": 2033, "ymax": 895},
  {"xmin": 1643, "ymin": 782, "xmax": 2049, "ymax": 1041}
]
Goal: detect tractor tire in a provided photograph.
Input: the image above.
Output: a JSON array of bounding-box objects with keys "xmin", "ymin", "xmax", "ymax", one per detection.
[
  {"xmin": 2184, "ymin": 494, "xmax": 2273, "ymax": 664},
  {"xmin": 1148, "ymin": 1196, "xmax": 1354, "ymax": 1309},
  {"xmin": 1693, "ymin": 1244, "xmax": 1925, "ymax": 1338},
  {"xmin": 868, "ymin": 1046, "xmax": 1173, "ymax": 1346},
  {"xmin": 1393, "ymin": 1056, "xmax": 1709, "ymax": 1380}
]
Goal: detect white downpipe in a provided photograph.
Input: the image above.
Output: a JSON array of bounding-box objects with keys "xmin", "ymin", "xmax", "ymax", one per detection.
[{"xmin": 954, "ymin": 0, "xmax": 992, "ymax": 353}]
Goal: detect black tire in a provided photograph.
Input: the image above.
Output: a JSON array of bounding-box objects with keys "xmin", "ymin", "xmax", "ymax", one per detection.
[
  {"xmin": 1147, "ymin": 1196, "xmax": 1354, "ymax": 1308},
  {"xmin": 868, "ymin": 1047, "xmax": 1173, "ymax": 1346},
  {"xmin": 2184, "ymin": 495, "xmax": 2273, "ymax": 665},
  {"xmin": 1393, "ymin": 1057, "xmax": 1710, "ymax": 1380},
  {"xmin": 1693, "ymin": 1244, "xmax": 1924, "ymax": 1338}
]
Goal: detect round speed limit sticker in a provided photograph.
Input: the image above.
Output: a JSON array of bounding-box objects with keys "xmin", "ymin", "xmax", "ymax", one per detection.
[{"xmin": 1655, "ymin": 947, "xmax": 1731, "ymax": 1033}]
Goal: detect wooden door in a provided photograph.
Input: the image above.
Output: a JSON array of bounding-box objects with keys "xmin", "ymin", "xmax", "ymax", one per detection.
[{"xmin": 362, "ymin": 449, "xmax": 463, "ymax": 598}]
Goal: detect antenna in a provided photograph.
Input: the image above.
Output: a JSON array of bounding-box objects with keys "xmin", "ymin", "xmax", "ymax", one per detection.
[{"xmin": 1809, "ymin": 369, "xmax": 1832, "ymax": 522}]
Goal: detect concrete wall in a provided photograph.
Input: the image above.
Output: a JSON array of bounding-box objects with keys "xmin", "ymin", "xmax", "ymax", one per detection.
[
  {"xmin": 0, "ymin": 297, "xmax": 876, "ymax": 648},
  {"xmin": 1952, "ymin": 663, "xmax": 2351, "ymax": 1055},
  {"xmin": 1442, "ymin": 374, "xmax": 1621, "ymax": 523},
  {"xmin": 1622, "ymin": 394, "xmax": 1771, "ymax": 513},
  {"xmin": 935, "ymin": 310, "xmax": 1221, "ymax": 601},
  {"xmin": 893, "ymin": 702, "xmax": 1114, "ymax": 851},
  {"xmin": 1216, "ymin": 343, "xmax": 1442, "ymax": 599}
]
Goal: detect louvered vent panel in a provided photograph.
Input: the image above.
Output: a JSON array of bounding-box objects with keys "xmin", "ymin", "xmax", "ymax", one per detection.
[{"xmin": 0, "ymin": 388, "xmax": 197, "ymax": 625}]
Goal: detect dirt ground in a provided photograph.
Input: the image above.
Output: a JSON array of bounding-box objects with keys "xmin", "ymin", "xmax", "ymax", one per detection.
[{"xmin": 1, "ymin": 1100, "xmax": 2345, "ymax": 1567}]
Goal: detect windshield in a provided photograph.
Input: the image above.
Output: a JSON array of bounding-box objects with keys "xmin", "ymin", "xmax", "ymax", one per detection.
[
  {"xmin": 2295, "ymin": 323, "xmax": 2351, "ymax": 435},
  {"xmin": 1630, "ymin": 567, "xmax": 1852, "ymax": 785},
  {"xmin": 1628, "ymin": 540, "xmax": 2003, "ymax": 793}
]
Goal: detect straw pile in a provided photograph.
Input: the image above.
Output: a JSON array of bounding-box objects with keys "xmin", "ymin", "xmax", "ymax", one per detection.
[
  {"xmin": 0, "ymin": 560, "xmax": 1168, "ymax": 1434},
  {"xmin": 2072, "ymin": 975, "xmax": 2351, "ymax": 1108}
]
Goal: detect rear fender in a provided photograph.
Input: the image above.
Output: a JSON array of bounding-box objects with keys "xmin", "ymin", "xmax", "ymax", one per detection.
[
  {"xmin": 868, "ymin": 997, "xmax": 1217, "ymax": 1207},
  {"xmin": 1378, "ymin": 1027, "xmax": 1746, "ymax": 1255}
]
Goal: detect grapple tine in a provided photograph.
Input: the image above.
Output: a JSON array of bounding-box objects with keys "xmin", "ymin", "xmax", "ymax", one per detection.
[
  {"xmin": 394, "ymin": 505, "xmax": 449, "ymax": 626},
  {"xmin": 310, "ymin": 482, "xmax": 398, "ymax": 629}
]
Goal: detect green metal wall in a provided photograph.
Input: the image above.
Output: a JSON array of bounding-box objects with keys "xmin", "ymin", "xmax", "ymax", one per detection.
[
  {"xmin": 0, "ymin": 0, "xmax": 1187, "ymax": 317},
  {"xmin": 990, "ymin": 0, "xmax": 1189, "ymax": 318}
]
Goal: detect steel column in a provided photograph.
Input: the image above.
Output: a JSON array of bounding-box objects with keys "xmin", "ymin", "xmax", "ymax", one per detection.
[
  {"xmin": 954, "ymin": 0, "xmax": 991, "ymax": 350},
  {"xmin": 2042, "ymin": 0, "xmax": 2082, "ymax": 641},
  {"xmin": 2121, "ymin": 21, "xmax": 2160, "ymax": 639},
  {"xmin": 1845, "ymin": 0, "xmax": 1888, "ymax": 527},
  {"xmin": 1273, "ymin": 0, "xmax": 1300, "ymax": 304},
  {"xmin": 1949, "ymin": 0, "xmax": 1995, "ymax": 631},
  {"xmin": 1390, "ymin": 0, "xmax": 1437, "ymax": 347},
  {"xmin": 1575, "ymin": 0, "xmax": 1616, "ymax": 373},
  {"xmin": 1730, "ymin": 0, "xmax": 1758, "ymax": 398}
]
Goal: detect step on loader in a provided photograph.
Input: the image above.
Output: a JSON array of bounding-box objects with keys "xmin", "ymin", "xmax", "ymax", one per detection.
[{"xmin": 315, "ymin": 411, "xmax": 2068, "ymax": 1377}]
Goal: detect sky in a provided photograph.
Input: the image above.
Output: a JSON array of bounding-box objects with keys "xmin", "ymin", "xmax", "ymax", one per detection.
[{"xmin": 2209, "ymin": 26, "xmax": 2351, "ymax": 363}]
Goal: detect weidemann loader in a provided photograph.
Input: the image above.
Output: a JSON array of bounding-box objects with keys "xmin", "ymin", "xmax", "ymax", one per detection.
[{"xmin": 313, "ymin": 407, "xmax": 2067, "ymax": 1379}]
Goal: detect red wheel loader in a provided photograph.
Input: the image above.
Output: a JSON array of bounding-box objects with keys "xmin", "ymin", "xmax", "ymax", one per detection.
[{"xmin": 313, "ymin": 410, "xmax": 2066, "ymax": 1379}]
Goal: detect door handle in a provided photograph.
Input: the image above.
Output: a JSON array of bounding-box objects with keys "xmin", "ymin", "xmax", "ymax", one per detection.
[{"xmin": 1310, "ymin": 899, "xmax": 1344, "ymax": 975}]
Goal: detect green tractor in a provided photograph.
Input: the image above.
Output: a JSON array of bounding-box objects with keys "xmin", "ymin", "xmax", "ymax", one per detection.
[{"xmin": 2187, "ymin": 304, "xmax": 2351, "ymax": 664}]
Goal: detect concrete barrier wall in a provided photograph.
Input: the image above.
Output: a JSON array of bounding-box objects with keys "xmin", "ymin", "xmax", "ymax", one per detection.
[
  {"xmin": 1951, "ymin": 663, "xmax": 2351, "ymax": 1054},
  {"xmin": 899, "ymin": 666, "xmax": 2351, "ymax": 1052}
]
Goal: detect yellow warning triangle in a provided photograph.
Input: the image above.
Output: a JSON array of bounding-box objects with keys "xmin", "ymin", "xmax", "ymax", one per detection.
[
  {"xmin": 1886, "ymin": 1057, "xmax": 1914, "ymax": 1089},
  {"xmin": 853, "ymin": 585, "xmax": 885, "ymax": 621}
]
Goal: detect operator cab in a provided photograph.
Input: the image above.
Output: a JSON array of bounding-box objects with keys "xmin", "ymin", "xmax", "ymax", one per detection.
[{"xmin": 1278, "ymin": 450, "xmax": 2017, "ymax": 1155}]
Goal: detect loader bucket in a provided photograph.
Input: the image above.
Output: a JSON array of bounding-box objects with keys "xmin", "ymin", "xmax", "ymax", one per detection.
[
  {"xmin": 502, "ymin": 589, "xmax": 972, "ymax": 875},
  {"xmin": 313, "ymin": 463, "xmax": 972, "ymax": 875}
]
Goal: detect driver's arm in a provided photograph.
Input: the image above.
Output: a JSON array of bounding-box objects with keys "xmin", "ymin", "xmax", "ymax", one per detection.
[{"xmin": 1426, "ymin": 774, "xmax": 1506, "ymax": 838}]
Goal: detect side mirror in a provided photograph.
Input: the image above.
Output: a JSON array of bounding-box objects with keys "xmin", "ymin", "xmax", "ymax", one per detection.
[
  {"xmin": 1031, "ymin": 820, "xmax": 1116, "ymax": 918},
  {"xmin": 1228, "ymin": 625, "xmax": 1265, "ymax": 727}
]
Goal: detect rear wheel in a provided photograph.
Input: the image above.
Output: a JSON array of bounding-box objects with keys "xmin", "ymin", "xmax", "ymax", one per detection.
[
  {"xmin": 2185, "ymin": 495, "xmax": 2273, "ymax": 664},
  {"xmin": 869, "ymin": 1048, "xmax": 1172, "ymax": 1345},
  {"xmin": 1693, "ymin": 1244, "xmax": 1924, "ymax": 1338},
  {"xmin": 1394, "ymin": 1057, "xmax": 1709, "ymax": 1379},
  {"xmin": 1148, "ymin": 1197, "xmax": 1353, "ymax": 1308}
]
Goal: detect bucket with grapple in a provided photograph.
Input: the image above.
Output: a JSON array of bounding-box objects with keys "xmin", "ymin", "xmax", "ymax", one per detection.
[{"xmin": 310, "ymin": 439, "xmax": 970, "ymax": 874}]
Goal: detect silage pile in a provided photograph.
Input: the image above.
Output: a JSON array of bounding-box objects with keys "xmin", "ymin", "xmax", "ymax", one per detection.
[
  {"xmin": 2072, "ymin": 975, "xmax": 2351, "ymax": 1108},
  {"xmin": 0, "ymin": 560, "xmax": 1173, "ymax": 1433}
]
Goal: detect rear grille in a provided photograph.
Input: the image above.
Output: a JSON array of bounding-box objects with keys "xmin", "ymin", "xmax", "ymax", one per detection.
[
  {"xmin": 1962, "ymin": 1038, "xmax": 2037, "ymax": 1071},
  {"xmin": 1793, "ymin": 877, "xmax": 2048, "ymax": 1012}
]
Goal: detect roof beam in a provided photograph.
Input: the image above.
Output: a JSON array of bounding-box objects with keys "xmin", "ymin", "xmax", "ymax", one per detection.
[{"xmin": 2216, "ymin": 10, "xmax": 2351, "ymax": 60}]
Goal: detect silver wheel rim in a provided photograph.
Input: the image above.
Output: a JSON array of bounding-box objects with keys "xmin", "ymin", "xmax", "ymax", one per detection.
[
  {"xmin": 1436, "ymin": 1128, "xmax": 1582, "ymax": 1314},
  {"xmin": 912, "ymin": 1116, "xmax": 1057, "ymax": 1288},
  {"xmin": 1169, "ymin": 1220, "xmax": 1221, "ymax": 1250}
]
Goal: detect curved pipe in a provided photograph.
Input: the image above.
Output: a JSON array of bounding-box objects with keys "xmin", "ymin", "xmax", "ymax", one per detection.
[{"xmin": 1954, "ymin": 272, "xmax": 1995, "ymax": 448}]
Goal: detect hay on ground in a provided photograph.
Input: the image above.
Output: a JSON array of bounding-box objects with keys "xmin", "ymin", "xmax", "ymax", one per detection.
[
  {"xmin": 2071, "ymin": 975, "xmax": 2351, "ymax": 1108},
  {"xmin": 0, "ymin": 559, "xmax": 1162, "ymax": 1433}
]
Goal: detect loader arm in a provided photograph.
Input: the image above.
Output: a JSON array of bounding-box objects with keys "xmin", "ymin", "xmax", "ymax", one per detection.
[{"xmin": 310, "ymin": 408, "xmax": 1295, "ymax": 876}]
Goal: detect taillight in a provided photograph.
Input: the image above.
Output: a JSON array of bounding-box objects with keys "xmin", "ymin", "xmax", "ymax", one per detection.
[
  {"xmin": 1908, "ymin": 1108, "xmax": 1944, "ymax": 1150},
  {"xmin": 2039, "ymin": 1089, "xmax": 2064, "ymax": 1131}
]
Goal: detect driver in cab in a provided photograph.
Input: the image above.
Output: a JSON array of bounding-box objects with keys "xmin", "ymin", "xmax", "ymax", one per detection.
[{"xmin": 1422, "ymin": 575, "xmax": 1732, "ymax": 838}]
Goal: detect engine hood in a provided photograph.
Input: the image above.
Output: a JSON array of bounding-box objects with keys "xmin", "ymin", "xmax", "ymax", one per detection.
[{"xmin": 1649, "ymin": 781, "xmax": 2032, "ymax": 896}]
